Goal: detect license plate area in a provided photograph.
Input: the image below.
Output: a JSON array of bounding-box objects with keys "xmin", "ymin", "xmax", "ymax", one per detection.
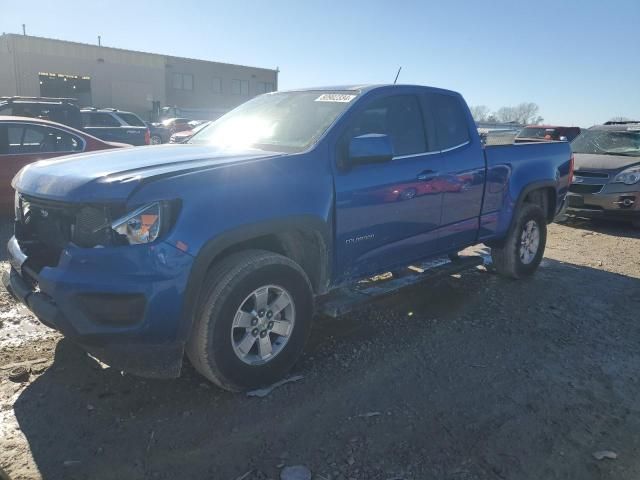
[{"xmin": 567, "ymin": 195, "xmax": 584, "ymax": 208}]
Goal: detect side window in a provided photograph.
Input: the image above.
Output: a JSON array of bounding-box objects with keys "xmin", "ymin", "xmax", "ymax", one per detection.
[
  {"xmin": 84, "ymin": 113, "xmax": 120, "ymax": 127},
  {"xmin": 42, "ymin": 127, "xmax": 83, "ymax": 153},
  {"xmin": 4, "ymin": 124, "xmax": 82, "ymax": 154},
  {"xmin": 429, "ymin": 94, "xmax": 470, "ymax": 150},
  {"xmin": 347, "ymin": 95, "xmax": 427, "ymax": 156},
  {"xmin": 9, "ymin": 125, "xmax": 44, "ymax": 153},
  {"xmin": 8, "ymin": 125, "xmax": 26, "ymax": 152}
]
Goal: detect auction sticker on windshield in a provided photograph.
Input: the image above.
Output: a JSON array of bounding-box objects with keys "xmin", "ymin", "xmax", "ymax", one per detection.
[{"xmin": 315, "ymin": 94, "xmax": 357, "ymax": 103}]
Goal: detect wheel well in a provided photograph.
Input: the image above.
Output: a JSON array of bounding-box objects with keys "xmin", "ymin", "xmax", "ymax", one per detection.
[
  {"xmin": 206, "ymin": 230, "xmax": 329, "ymax": 295},
  {"xmin": 523, "ymin": 187, "xmax": 556, "ymax": 223}
]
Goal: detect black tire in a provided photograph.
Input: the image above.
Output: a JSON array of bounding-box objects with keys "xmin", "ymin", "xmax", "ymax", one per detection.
[
  {"xmin": 150, "ymin": 135, "xmax": 163, "ymax": 145},
  {"xmin": 186, "ymin": 249, "xmax": 313, "ymax": 391},
  {"xmin": 491, "ymin": 203, "xmax": 547, "ymax": 279}
]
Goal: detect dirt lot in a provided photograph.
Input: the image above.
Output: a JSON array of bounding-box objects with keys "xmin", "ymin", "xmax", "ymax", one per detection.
[{"xmin": 1, "ymin": 218, "xmax": 639, "ymax": 480}]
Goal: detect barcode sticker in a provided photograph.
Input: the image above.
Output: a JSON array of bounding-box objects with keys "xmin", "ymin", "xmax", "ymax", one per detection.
[{"xmin": 315, "ymin": 94, "xmax": 357, "ymax": 103}]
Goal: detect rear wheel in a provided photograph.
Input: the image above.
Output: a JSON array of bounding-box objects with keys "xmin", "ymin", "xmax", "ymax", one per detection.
[
  {"xmin": 186, "ymin": 250, "xmax": 313, "ymax": 391},
  {"xmin": 491, "ymin": 203, "xmax": 547, "ymax": 279},
  {"xmin": 150, "ymin": 135, "xmax": 162, "ymax": 145}
]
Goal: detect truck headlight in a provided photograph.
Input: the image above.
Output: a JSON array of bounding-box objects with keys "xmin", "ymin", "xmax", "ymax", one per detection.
[
  {"xmin": 111, "ymin": 202, "xmax": 164, "ymax": 245},
  {"xmin": 614, "ymin": 166, "xmax": 640, "ymax": 185}
]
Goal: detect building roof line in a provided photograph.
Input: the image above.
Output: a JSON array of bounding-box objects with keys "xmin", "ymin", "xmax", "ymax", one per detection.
[{"xmin": 1, "ymin": 33, "xmax": 278, "ymax": 73}]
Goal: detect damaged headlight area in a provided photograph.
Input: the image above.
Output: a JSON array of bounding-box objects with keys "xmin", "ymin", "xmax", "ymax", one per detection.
[{"xmin": 111, "ymin": 201, "xmax": 175, "ymax": 245}]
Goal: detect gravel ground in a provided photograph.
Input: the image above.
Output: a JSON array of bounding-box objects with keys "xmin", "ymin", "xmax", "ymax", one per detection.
[{"xmin": 1, "ymin": 218, "xmax": 639, "ymax": 480}]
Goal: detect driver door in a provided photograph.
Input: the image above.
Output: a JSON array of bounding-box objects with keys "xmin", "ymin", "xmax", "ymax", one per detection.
[{"xmin": 332, "ymin": 93, "xmax": 444, "ymax": 282}]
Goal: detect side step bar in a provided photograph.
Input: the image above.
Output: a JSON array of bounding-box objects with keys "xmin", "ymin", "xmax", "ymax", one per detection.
[{"xmin": 317, "ymin": 255, "xmax": 485, "ymax": 318}]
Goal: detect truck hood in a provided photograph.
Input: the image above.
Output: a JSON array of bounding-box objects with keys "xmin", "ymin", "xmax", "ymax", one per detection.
[
  {"xmin": 13, "ymin": 144, "xmax": 284, "ymax": 203},
  {"xmin": 574, "ymin": 153, "xmax": 640, "ymax": 172}
]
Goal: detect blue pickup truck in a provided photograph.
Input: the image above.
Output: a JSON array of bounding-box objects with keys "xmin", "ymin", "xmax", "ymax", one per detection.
[{"xmin": 3, "ymin": 85, "xmax": 573, "ymax": 390}]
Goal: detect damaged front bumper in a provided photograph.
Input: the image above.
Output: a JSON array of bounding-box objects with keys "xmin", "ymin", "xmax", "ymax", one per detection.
[{"xmin": 3, "ymin": 235, "xmax": 194, "ymax": 378}]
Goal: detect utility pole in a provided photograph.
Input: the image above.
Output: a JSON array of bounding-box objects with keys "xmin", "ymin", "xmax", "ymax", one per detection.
[
  {"xmin": 22, "ymin": 24, "xmax": 26, "ymax": 35},
  {"xmin": 98, "ymin": 35, "xmax": 101, "ymax": 46}
]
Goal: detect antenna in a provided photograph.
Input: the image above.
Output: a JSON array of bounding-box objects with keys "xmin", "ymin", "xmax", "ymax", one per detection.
[
  {"xmin": 393, "ymin": 66, "xmax": 402, "ymax": 85},
  {"xmin": 98, "ymin": 35, "xmax": 101, "ymax": 46},
  {"xmin": 22, "ymin": 24, "xmax": 26, "ymax": 36}
]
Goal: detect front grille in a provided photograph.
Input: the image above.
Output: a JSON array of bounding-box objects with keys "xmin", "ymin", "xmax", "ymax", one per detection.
[
  {"xmin": 569, "ymin": 184, "xmax": 603, "ymax": 194},
  {"xmin": 574, "ymin": 170, "xmax": 609, "ymax": 179}
]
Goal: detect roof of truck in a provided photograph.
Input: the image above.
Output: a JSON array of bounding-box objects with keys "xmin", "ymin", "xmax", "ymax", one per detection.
[{"xmin": 279, "ymin": 84, "xmax": 461, "ymax": 96}]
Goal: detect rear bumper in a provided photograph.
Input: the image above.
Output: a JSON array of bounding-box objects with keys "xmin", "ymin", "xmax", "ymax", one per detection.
[{"xmin": 3, "ymin": 236, "xmax": 194, "ymax": 378}]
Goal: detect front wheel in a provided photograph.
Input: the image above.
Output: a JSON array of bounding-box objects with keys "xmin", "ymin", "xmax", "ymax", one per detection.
[
  {"xmin": 491, "ymin": 203, "xmax": 547, "ymax": 279},
  {"xmin": 186, "ymin": 250, "xmax": 313, "ymax": 391}
]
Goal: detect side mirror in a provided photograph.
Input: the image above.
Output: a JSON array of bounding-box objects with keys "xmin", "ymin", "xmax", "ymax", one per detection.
[{"xmin": 348, "ymin": 134, "xmax": 394, "ymax": 166}]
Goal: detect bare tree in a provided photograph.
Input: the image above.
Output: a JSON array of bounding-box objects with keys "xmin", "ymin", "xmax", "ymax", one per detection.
[
  {"xmin": 469, "ymin": 105, "xmax": 490, "ymax": 122},
  {"xmin": 495, "ymin": 106, "xmax": 517, "ymax": 123},
  {"xmin": 495, "ymin": 103, "xmax": 543, "ymax": 124},
  {"xmin": 608, "ymin": 116, "xmax": 632, "ymax": 123}
]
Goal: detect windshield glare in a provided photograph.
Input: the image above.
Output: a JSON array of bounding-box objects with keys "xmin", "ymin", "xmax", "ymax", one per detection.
[
  {"xmin": 571, "ymin": 130, "xmax": 640, "ymax": 157},
  {"xmin": 189, "ymin": 91, "xmax": 358, "ymax": 152}
]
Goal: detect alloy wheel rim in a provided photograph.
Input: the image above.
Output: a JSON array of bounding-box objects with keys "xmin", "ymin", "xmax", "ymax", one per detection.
[
  {"xmin": 230, "ymin": 285, "xmax": 295, "ymax": 365},
  {"xmin": 519, "ymin": 219, "xmax": 540, "ymax": 264}
]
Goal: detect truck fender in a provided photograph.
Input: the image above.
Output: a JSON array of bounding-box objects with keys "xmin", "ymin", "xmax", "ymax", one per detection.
[
  {"xmin": 489, "ymin": 180, "xmax": 557, "ymax": 248},
  {"xmin": 177, "ymin": 215, "xmax": 331, "ymax": 341}
]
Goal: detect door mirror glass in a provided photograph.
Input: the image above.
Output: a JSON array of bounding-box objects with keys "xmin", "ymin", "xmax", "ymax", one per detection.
[{"xmin": 349, "ymin": 134, "xmax": 393, "ymax": 166}]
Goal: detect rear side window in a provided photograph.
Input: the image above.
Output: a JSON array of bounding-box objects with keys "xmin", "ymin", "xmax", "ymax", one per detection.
[
  {"xmin": 82, "ymin": 112, "xmax": 120, "ymax": 127},
  {"xmin": 115, "ymin": 112, "xmax": 145, "ymax": 127},
  {"xmin": 348, "ymin": 95, "xmax": 427, "ymax": 156},
  {"xmin": 429, "ymin": 94, "xmax": 470, "ymax": 150}
]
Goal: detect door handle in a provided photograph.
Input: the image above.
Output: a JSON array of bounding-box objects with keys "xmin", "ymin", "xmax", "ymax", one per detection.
[{"xmin": 417, "ymin": 170, "xmax": 437, "ymax": 181}]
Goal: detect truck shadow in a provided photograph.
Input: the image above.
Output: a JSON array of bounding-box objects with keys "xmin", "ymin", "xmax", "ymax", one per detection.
[{"xmin": 10, "ymin": 258, "xmax": 640, "ymax": 480}]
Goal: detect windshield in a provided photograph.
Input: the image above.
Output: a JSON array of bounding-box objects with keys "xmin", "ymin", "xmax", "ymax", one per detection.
[
  {"xmin": 188, "ymin": 91, "xmax": 358, "ymax": 152},
  {"xmin": 571, "ymin": 129, "xmax": 640, "ymax": 157}
]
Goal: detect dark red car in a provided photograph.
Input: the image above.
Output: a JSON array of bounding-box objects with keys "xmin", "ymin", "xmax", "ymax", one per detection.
[
  {"xmin": 515, "ymin": 125, "xmax": 582, "ymax": 143},
  {"xmin": 0, "ymin": 116, "xmax": 127, "ymax": 213}
]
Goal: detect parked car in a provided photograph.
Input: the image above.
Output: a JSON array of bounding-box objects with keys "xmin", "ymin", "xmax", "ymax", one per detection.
[
  {"xmin": 0, "ymin": 116, "xmax": 127, "ymax": 213},
  {"xmin": 0, "ymin": 98, "xmax": 151, "ymax": 147},
  {"xmin": 145, "ymin": 122, "xmax": 171, "ymax": 145},
  {"xmin": 566, "ymin": 122, "xmax": 640, "ymax": 227},
  {"xmin": 81, "ymin": 108, "xmax": 150, "ymax": 146},
  {"xmin": 515, "ymin": 125, "xmax": 581, "ymax": 143},
  {"xmin": 169, "ymin": 121, "xmax": 211, "ymax": 143},
  {"xmin": 3, "ymin": 85, "xmax": 573, "ymax": 390},
  {"xmin": 161, "ymin": 117, "xmax": 192, "ymax": 134},
  {"xmin": 0, "ymin": 96, "xmax": 83, "ymax": 130}
]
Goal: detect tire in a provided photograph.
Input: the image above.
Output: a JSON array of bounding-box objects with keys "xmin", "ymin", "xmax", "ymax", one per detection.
[
  {"xmin": 186, "ymin": 249, "xmax": 313, "ymax": 391},
  {"xmin": 491, "ymin": 203, "xmax": 547, "ymax": 279},
  {"xmin": 150, "ymin": 135, "xmax": 163, "ymax": 145}
]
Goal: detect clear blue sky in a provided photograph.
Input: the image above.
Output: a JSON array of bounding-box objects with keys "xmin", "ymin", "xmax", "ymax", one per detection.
[{"xmin": 2, "ymin": 0, "xmax": 638, "ymax": 126}]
